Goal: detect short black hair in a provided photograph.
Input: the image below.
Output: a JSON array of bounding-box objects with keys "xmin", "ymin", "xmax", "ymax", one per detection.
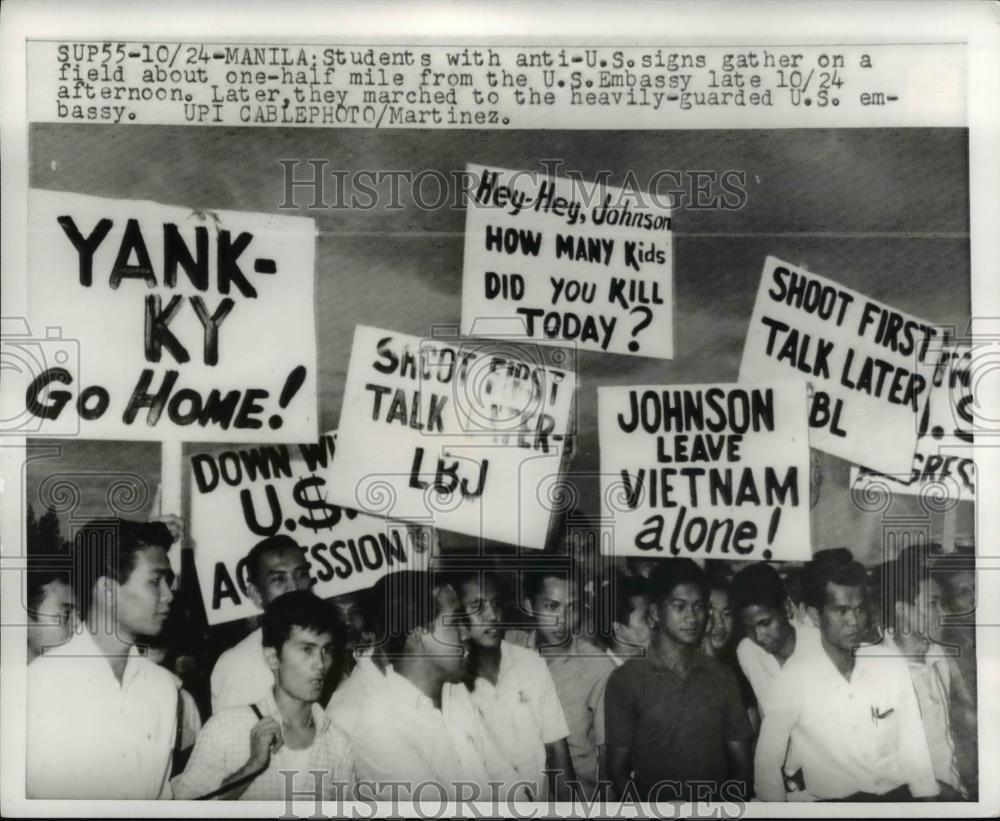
[
  {"xmin": 370, "ymin": 570, "xmax": 457, "ymax": 657},
  {"xmin": 261, "ymin": 590, "xmax": 341, "ymax": 653},
  {"xmin": 801, "ymin": 548, "xmax": 868, "ymax": 610},
  {"xmin": 72, "ymin": 518, "xmax": 172, "ymax": 618},
  {"xmin": 647, "ymin": 558, "xmax": 708, "ymax": 604},
  {"xmin": 731, "ymin": 563, "xmax": 787, "ymax": 615},
  {"xmin": 520, "ymin": 560, "xmax": 582, "ymax": 604},
  {"xmin": 244, "ymin": 534, "xmax": 303, "ymax": 590},
  {"xmin": 614, "ymin": 573, "xmax": 651, "ymax": 625},
  {"xmin": 27, "ymin": 556, "xmax": 71, "ymax": 615}
]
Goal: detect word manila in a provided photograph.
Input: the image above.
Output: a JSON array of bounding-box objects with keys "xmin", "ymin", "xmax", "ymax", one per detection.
[
  {"xmin": 56, "ymin": 214, "xmax": 277, "ymax": 365},
  {"xmin": 463, "ymin": 164, "xmax": 673, "ymax": 358},
  {"xmin": 600, "ymin": 384, "xmax": 809, "ymax": 562}
]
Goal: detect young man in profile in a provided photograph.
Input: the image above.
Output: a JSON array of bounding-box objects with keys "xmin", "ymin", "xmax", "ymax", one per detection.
[
  {"xmin": 173, "ymin": 591, "xmax": 354, "ymax": 800},
  {"xmin": 446, "ymin": 566, "xmax": 576, "ymax": 802},
  {"xmin": 605, "ymin": 572, "xmax": 652, "ymax": 666},
  {"xmin": 210, "ymin": 534, "xmax": 314, "ymax": 712},
  {"xmin": 27, "ymin": 518, "xmax": 179, "ymax": 799},
  {"xmin": 755, "ymin": 551, "xmax": 939, "ymax": 802},
  {"xmin": 605, "ymin": 559, "xmax": 753, "ymax": 802},
  {"xmin": 346, "ymin": 570, "xmax": 515, "ymax": 801}
]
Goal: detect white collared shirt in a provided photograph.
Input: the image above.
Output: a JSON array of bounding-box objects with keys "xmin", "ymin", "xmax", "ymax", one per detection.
[
  {"xmin": 467, "ymin": 639, "xmax": 570, "ymax": 801},
  {"xmin": 736, "ymin": 620, "xmax": 821, "ymax": 718},
  {"xmin": 755, "ymin": 641, "xmax": 939, "ymax": 801},
  {"xmin": 350, "ymin": 665, "xmax": 501, "ymax": 800},
  {"xmin": 858, "ymin": 638, "xmax": 963, "ymax": 794},
  {"xmin": 172, "ymin": 689, "xmax": 354, "ymax": 800},
  {"xmin": 27, "ymin": 629, "xmax": 178, "ymax": 799},
  {"xmin": 210, "ymin": 627, "xmax": 274, "ymax": 714}
]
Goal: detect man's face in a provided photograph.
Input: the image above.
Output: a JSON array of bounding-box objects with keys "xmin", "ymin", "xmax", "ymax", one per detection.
[
  {"xmin": 424, "ymin": 598, "xmax": 470, "ymax": 681},
  {"xmin": 250, "ymin": 547, "xmax": 313, "ymax": 607},
  {"xmin": 267, "ymin": 626, "xmax": 334, "ymax": 703},
  {"xmin": 457, "ymin": 576, "xmax": 503, "ymax": 650},
  {"xmin": 898, "ymin": 577, "xmax": 944, "ymax": 643},
  {"xmin": 525, "ymin": 575, "xmax": 578, "ymax": 647},
  {"xmin": 331, "ymin": 591, "xmax": 369, "ymax": 645},
  {"xmin": 27, "ymin": 578, "xmax": 75, "ymax": 656},
  {"xmin": 946, "ymin": 571, "xmax": 975, "ymax": 618},
  {"xmin": 740, "ymin": 603, "xmax": 791, "ymax": 656},
  {"xmin": 812, "ymin": 582, "xmax": 867, "ymax": 652},
  {"xmin": 706, "ymin": 588, "xmax": 734, "ymax": 652},
  {"xmin": 114, "ymin": 546, "xmax": 174, "ymax": 640},
  {"xmin": 652, "ymin": 582, "xmax": 707, "ymax": 647},
  {"xmin": 614, "ymin": 594, "xmax": 652, "ymax": 647}
]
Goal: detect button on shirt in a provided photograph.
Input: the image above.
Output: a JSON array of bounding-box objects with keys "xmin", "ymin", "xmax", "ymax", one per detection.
[
  {"xmin": 605, "ymin": 651, "xmax": 753, "ymax": 799},
  {"xmin": 468, "ymin": 640, "xmax": 571, "ymax": 801},
  {"xmin": 754, "ymin": 644, "xmax": 939, "ymax": 801},
  {"xmin": 173, "ymin": 689, "xmax": 353, "ymax": 800},
  {"xmin": 210, "ymin": 627, "xmax": 274, "ymax": 714},
  {"xmin": 27, "ymin": 630, "xmax": 178, "ymax": 799}
]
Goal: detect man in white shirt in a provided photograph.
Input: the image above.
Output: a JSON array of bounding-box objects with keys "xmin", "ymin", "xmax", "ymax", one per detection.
[
  {"xmin": 173, "ymin": 591, "xmax": 354, "ymax": 801},
  {"xmin": 731, "ymin": 562, "xmax": 819, "ymax": 718},
  {"xmin": 863, "ymin": 547, "xmax": 967, "ymax": 799},
  {"xmin": 210, "ymin": 535, "xmax": 314, "ymax": 712},
  {"xmin": 347, "ymin": 570, "xmax": 519, "ymax": 801},
  {"xmin": 755, "ymin": 551, "xmax": 939, "ymax": 802},
  {"xmin": 27, "ymin": 518, "xmax": 179, "ymax": 799},
  {"xmin": 447, "ymin": 567, "xmax": 575, "ymax": 802}
]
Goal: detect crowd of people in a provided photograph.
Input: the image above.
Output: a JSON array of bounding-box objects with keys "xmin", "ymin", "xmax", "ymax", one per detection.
[{"xmin": 25, "ymin": 518, "xmax": 978, "ymax": 804}]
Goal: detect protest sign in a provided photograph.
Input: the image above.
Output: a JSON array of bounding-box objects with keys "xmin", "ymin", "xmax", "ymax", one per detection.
[
  {"xmin": 19, "ymin": 190, "xmax": 317, "ymax": 441},
  {"xmin": 461, "ymin": 163, "xmax": 673, "ymax": 359},
  {"xmin": 190, "ymin": 432, "xmax": 430, "ymax": 625},
  {"xmin": 739, "ymin": 256, "xmax": 937, "ymax": 475},
  {"xmin": 850, "ymin": 342, "xmax": 975, "ymax": 503},
  {"xmin": 599, "ymin": 382, "xmax": 810, "ymax": 561},
  {"xmin": 326, "ymin": 325, "xmax": 575, "ymax": 549}
]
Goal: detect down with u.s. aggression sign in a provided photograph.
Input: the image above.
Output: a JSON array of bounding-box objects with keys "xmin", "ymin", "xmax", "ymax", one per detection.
[
  {"xmin": 599, "ymin": 382, "xmax": 810, "ymax": 561},
  {"xmin": 16, "ymin": 190, "xmax": 317, "ymax": 441},
  {"xmin": 326, "ymin": 325, "xmax": 576, "ymax": 549},
  {"xmin": 190, "ymin": 432, "xmax": 431, "ymax": 625}
]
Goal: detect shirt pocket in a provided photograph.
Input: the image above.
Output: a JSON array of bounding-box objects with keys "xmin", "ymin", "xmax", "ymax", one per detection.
[{"xmin": 869, "ymin": 704, "xmax": 899, "ymax": 758}]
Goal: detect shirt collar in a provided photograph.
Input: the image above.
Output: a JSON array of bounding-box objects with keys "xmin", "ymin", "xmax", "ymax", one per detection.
[
  {"xmin": 257, "ymin": 686, "xmax": 332, "ymax": 734},
  {"xmin": 384, "ymin": 664, "xmax": 436, "ymax": 711},
  {"xmin": 68, "ymin": 627, "xmax": 149, "ymax": 688}
]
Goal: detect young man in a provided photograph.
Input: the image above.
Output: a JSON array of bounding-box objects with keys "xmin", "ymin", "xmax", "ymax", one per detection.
[
  {"xmin": 606, "ymin": 573, "xmax": 652, "ymax": 665},
  {"xmin": 173, "ymin": 591, "xmax": 354, "ymax": 800},
  {"xmin": 859, "ymin": 548, "xmax": 968, "ymax": 799},
  {"xmin": 436, "ymin": 567, "xmax": 573, "ymax": 801},
  {"xmin": 730, "ymin": 562, "xmax": 818, "ymax": 717},
  {"xmin": 27, "ymin": 518, "xmax": 179, "ymax": 798},
  {"xmin": 210, "ymin": 535, "xmax": 314, "ymax": 712},
  {"xmin": 346, "ymin": 570, "xmax": 514, "ymax": 800},
  {"xmin": 26, "ymin": 561, "xmax": 75, "ymax": 663},
  {"xmin": 517, "ymin": 566, "xmax": 610, "ymax": 800},
  {"xmin": 605, "ymin": 559, "xmax": 753, "ymax": 801},
  {"xmin": 755, "ymin": 551, "xmax": 939, "ymax": 802}
]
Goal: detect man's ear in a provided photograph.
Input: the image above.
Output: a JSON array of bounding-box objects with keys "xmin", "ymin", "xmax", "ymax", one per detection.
[
  {"xmin": 806, "ymin": 605, "xmax": 821, "ymax": 628},
  {"xmin": 263, "ymin": 645, "xmax": 280, "ymax": 672}
]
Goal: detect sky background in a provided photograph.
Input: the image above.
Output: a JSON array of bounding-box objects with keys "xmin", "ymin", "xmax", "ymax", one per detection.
[{"xmin": 25, "ymin": 124, "xmax": 972, "ymax": 564}]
